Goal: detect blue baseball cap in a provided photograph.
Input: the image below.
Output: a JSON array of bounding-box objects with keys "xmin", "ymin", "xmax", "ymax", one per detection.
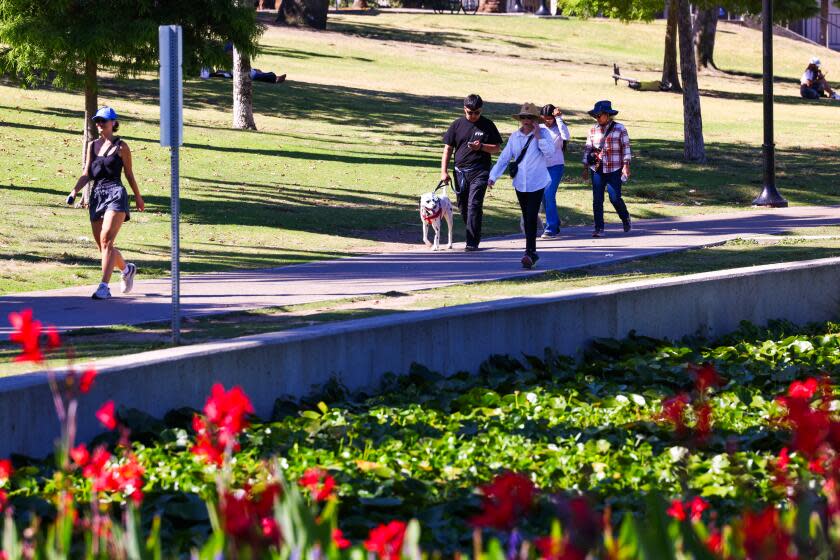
[{"xmin": 92, "ymin": 106, "xmax": 118, "ymax": 121}]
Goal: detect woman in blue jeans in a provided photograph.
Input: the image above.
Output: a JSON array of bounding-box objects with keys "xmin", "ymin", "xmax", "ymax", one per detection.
[{"xmin": 538, "ymin": 104, "xmax": 570, "ymax": 239}]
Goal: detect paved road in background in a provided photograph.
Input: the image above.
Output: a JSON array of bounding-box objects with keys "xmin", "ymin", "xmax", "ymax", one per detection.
[{"xmin": 2, "ymin": 206, "xmax": 839, "ymax": 332}]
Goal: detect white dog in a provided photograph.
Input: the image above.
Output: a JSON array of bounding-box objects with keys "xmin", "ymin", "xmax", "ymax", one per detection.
[{"xmin": 419, "ymin": 184, "xmax": 454, "ymax": 251}]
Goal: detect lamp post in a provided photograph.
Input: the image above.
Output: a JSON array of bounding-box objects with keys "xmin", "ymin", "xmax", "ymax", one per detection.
[
  {"xmin": 509, "ymin": 0, "xmax": 524, "ymax": 12},
  {"xmin": 752, "ymin": 0, "xmax": 788, "ymax": 207},
  {"xmin": 535, "ymin": 0, "xmax": 551, "ymax": 15}
]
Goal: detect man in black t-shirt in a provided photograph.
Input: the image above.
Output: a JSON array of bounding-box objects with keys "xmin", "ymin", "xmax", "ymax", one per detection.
[{"xmin": 441, "ymin": 94, "xmax": 502, "ymax": 251}]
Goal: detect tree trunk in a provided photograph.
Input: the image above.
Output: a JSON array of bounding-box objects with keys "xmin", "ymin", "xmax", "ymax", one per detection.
[
  {"xmin": 232, "ymin": 46, "xmax": 257, "ymax": 130},
  {"xmin": 677, "ymin": 0, "xmax": 705, "ymax": 162},
  {"xmin": 661, "ymin": 0, "xmax": 682, "ymax": 92},
  {"xmin": 80, "ymin": 57, "xmax": 98, "ymax": 208},
  {"xmin": 819, "ymin": 0, "xmax": 829, "ymax": 47},
  {"xmin": 693, "ymin": 7, "xmax": 719, "ymax": 70},
  {"xmin": 277, "ymin": 0, "xmax": 329, "ymax": 29}
]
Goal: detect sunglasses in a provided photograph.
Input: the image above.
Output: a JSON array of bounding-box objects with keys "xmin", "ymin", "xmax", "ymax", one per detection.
[{"xmin": 94, "ymin": 119, "xmax": 110, "ymax": 124}]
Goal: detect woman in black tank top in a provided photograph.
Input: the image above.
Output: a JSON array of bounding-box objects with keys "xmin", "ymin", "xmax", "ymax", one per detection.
[{"xmin": 68, "ymin": 107, "xmax": 145, "ymax": 300}]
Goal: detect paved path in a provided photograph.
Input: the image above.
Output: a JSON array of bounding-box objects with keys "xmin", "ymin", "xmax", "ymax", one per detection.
[{"xmin": 2, "ymin": 206, "xmax": 839, "ymax": 333}]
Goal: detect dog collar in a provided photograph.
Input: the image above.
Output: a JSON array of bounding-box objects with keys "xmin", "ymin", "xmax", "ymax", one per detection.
[{"xmin": 422, "ymin": 208, "xmax": 443, "ymax": 223}]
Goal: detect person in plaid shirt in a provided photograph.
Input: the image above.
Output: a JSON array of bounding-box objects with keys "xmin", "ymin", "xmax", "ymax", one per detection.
[{"xmin": 581, "ymin": 100, "xmax": 632, "ymax": 237}]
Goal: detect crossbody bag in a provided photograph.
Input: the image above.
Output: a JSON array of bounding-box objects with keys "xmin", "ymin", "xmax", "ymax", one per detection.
[
  {"xmin": 507, "ymin": 133, "xmax": 535, "ymax": 179},
  {"xmin": 587, "ymin": 121, "xmax": 616, "ymax": 172}
]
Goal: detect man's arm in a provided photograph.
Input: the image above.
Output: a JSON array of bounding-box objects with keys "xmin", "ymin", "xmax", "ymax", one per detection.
[
  {"xmin": 479, "ymin": 143, "xmax": 500, "ymax": 155},
  {"xmin": 441, "ymin": 144, "xmax": 454, "ymax": 183}
]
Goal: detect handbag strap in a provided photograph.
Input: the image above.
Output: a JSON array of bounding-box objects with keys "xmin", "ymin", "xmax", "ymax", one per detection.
[
  {"xmin": 596, "ymin": 121, "xmax": 616, "ymax": 154},
  {"xmin": 515, "ymin": 133, "xmax": 535, "ymax": 165}
]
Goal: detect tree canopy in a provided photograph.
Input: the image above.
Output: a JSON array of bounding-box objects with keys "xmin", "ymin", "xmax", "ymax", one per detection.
[{"xmin": 0, "ymin": 0, "xmax": 263, "ymax": 89}]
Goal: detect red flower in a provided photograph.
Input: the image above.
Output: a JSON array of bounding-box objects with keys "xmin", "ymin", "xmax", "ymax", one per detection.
[
  {"xmin": 261, "ymin": 517, "xmax": 280, "ymax": 542},
  {"xmin": 70, "ymin": 444, "xmax": 90, "ymax": 468},
  {"xmin": 706, "ymin": 528, "xmax": 722, "ymax": 554},
  {"xmin": 8, "ymin": 309, "xmax": 43, "ymax": 363},
  {"xmin": 191, "ymin": 385, "xmax": 255, "ymax": 466},
  {"xmin": 534, "ymin": 535, "xmax": 585, "ymax": 560},
  {"xmin": 788, "ymin": 378, "xmax": 819, "ymax": 400},
  {"xmin": 0, "ymin": 490, "xmax": 7, "ymax": 512},
  {"xmin": 365, "ymin": 521, "xmax": 407, "ymax": 560},
  {"xmin": 45, "ymin": 326, "xmax": 61, "ymax": 350},
  {"xmin": 470, "ymin": 472, "xmax": 536, "ymax": 530},
  {"xmin": 660, "ymin": 394, "xmax": 691, "ymax": 434},
  {"xmin": 191, "ymin": 433, "xmax": 224, "ymax": 466},
  {"xmin": 695, "ymin": 403, "xmax": 713, "ymax": 441},
  {"xmin": 298, "ymin": 467, "xmax": 337, "ymax": 502},
  {"xmin": 89, "ymin": 452, "xmax": 145, "ymax": 504},
  {"xmin": 666, "ymin": 499, "xmax": 686, "ymax": 521},
  {"xmin": 82, "ymin": 446, "xmax": 111, "ymax": 480},
  {"xmin": 79, "ymin": 368, "xmax": 97, "ymax": 394},
  {"xmin": 221, "ymin": 484, "xmax": 283, "ymax": 548},
  {"xmin": 95, "ymin": 401, "xmax": 117, "ymax": 430},
  {"xmin": 742, "ymin": 507, "xmax": 794, "ymax": 560},
  {"xmin": 204, "ymin": 383, "xmax": 254, "ymax": 439},
  {"xmin": 688, "ymin": 496, "xmax": 710, "ymax": 521},
  {"xmin": 333, "ymin": 528, "xmax": 351, "ymax": 550},
  {"xmin": 0, "ymin": 459, "xmax": 12, "ymax": 485},
  {"xmin": 691, "ymin": 363, "xmax": 724, "ymax": 392},
  {"xmin": 667, "ymin": 497, "xmax": 709, "ymax": 523}
]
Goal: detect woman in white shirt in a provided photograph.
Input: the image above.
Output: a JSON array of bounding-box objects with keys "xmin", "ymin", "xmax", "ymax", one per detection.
[
  {"xmin": 488, "ymin": 103, "xmax": 554, "ymax": 269},
  {"xmin": 538, "ymin": 104, "xmax": 571, "ymax": 238}
]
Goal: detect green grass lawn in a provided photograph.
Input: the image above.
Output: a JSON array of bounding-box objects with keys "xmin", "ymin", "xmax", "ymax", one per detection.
[
  {"xmin": 0, "ymin": 13, "xmax": 838, "ymax": 294},
  {"xmin": 4, "ymin": 230, "xmax": 839, "ymax": 377}
]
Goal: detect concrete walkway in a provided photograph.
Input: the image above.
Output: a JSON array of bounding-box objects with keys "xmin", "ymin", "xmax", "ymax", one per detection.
[{"xmin": 2, "ymin": 206, "xmax": 839, "ymax": 333}]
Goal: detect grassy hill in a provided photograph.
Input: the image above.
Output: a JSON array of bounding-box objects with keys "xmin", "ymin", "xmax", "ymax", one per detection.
[{"xmin": 0, "ymin": 12, "xmax": 838, "ymax": 293}]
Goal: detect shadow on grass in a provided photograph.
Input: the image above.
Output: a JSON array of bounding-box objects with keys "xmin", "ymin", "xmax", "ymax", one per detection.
[
  {"xmin": 700, "ymin": 88, "xmax": 840, "ymax": 106},
  {"xmin": 325, "ymin": 18, "xmax": 472, "ymax": 48}
]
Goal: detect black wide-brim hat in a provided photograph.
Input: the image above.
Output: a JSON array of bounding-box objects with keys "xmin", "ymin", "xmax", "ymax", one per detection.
[{"xmin": 588, "ymin": 100, "xmax": 619, "ymax": 117}]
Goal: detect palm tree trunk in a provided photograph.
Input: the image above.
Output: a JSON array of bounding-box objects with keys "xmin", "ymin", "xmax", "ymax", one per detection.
[
  {"xmin": 677, "ymin": 0, "xmax": 705, "ymax": 162},
  {"xmin": 694, "ymin": 7, "xmax": 719, "ymax": 70},
  {"xmin": 81, "ymin": 57, "xmax": 98, "ymax": 207},
  {"xmin": 232, "ymin": 45, "xmax": 257, "ymax": 130},
  {"xmin": 661, "ymin": 0, "xmax": 682, "ymax": 92}
]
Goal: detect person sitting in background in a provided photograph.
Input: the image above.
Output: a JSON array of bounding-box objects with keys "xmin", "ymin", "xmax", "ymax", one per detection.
[{"xmin": 801, "ymin": 57, "xmax": 840, "ymax": 100}]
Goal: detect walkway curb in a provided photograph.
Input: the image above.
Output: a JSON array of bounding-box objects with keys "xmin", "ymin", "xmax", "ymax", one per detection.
[{"xmin": 2, "ymin": 257, "xmax": 839, "ymax": 458}]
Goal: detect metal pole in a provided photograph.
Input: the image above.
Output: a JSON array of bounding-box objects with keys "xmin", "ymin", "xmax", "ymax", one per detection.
[
  {"xmin": 169, "ymin": 31, "xmax": 181, "ymax": 345},
  {"xmin": 535, "ymin": 0, "xmax": 550, "ymax": 15},
  {"xmin": 752, "ymin": 0, "xmax": 788, "ymax": 207}
]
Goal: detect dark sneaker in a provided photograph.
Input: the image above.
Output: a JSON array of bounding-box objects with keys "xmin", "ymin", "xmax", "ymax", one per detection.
[
  {"xmin": 530, "ymin": 253, "xmax": 540, "ymax": 267},
  {"xmin": 622, "ymin": 217, "xmax": 632, "ymax": 232},
  {"xmin": 91, "ymin": 283, "xmax": 111, "ymax": 300},
  {"xmin": 521, "ymin": 254, "xmax": 534, "ymax": 269},
  {"xmin": 120, "ymin": 263, "xmax": 137, "ymax": 294},
  {"xmin": 592, "ymin": 229, "xmax": 604, "ymax": 238},
  {"xmin": 465, "ymin": 245, "xmax": 479, "ymax": 252}
]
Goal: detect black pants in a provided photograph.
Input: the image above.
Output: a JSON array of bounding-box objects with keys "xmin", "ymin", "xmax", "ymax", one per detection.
[
  {"xmin": 516, "ymin": 189, "xmax": 545, "ymax": 256},
  {"xmin": 455, "ymin": 166, "xmax": 489, "ymax": 248}
]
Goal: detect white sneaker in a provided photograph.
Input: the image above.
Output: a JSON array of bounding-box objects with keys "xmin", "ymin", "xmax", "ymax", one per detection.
[
  {"xmin": 92, "ymin": 283, "xmax": 111, "ymax": 300},
  {"xmin": 833, "ymin": 93, "xmax": 840, "ymax": 100},
  {"xmin": 120, "ymin": 263, "xmax": 137, "ymax": 294}
]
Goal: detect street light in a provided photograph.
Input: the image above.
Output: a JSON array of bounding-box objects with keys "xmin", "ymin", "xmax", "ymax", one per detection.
[
  {"xmin": 509, "ymin": 0, "xmax": 525, "ymax": 12},
  {"xmin": 535, "ymin": 0, "xmax": 551, "ymax": 15},
  {"xmin": 752, "ymin": 0, "xmax": 788, "ymax": 207}
]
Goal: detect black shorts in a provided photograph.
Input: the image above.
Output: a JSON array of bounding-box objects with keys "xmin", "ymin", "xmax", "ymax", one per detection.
[{"xmin": 89, "ymin": 183, "xmax": 130, "ymax": 222}]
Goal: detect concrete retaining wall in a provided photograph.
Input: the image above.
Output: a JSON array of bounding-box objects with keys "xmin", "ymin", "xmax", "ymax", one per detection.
[{"xmin": 3, "ymin": 257, "xmax": 840, "ymax": 458}]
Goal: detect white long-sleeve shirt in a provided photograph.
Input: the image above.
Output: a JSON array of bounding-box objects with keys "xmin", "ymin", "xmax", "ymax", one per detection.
[
  {"xmin": 540, "ymin": 121, "xmax": 571, "ymax": 167},
  {"xmin": 489, "ymin": 129, "xmax": 553, "ymax": 193}
]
